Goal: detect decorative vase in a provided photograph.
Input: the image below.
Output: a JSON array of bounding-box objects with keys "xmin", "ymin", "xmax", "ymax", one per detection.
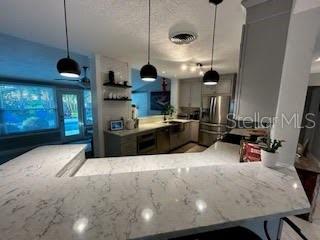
[{"xmin": 261, "ymin": 150, "xmax": 279, "ymax": 168}]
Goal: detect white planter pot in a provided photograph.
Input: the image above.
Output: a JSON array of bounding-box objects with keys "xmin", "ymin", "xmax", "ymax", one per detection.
[{"xmin": 261, "ymin": 150, "xmax": 279, "ymax": 168}]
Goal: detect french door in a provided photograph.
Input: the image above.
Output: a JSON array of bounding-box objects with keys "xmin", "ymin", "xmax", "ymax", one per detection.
[{"xmin": 57, "ymin": 89, "xmax": 84, "ymax": 141}]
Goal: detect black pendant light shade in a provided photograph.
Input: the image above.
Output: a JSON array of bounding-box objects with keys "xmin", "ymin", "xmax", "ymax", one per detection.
[
  {"xmin": 203, "ymin": 69, "xmax": 219, "ymax": 85},
  {"xmin": 140, "ymin": 0, "xmax": 157, "ymax": 82},
  {"xmin": 57, "ymin": 0, "xmax": 80, "ymax": 78},
  {"xmin": 209, "ymin": 0, "xmax": 223, "ymax": 4},
  {"xmin": 57, "ymin": 57, "xmax": 80, "ymax": 78},
  {"xmin": 140, "ymin": 63, "xmax": 157, "ymax": 82},
  {"xmin": 203, "ymin": 0, "xmax": 223, "ymax": 85}
]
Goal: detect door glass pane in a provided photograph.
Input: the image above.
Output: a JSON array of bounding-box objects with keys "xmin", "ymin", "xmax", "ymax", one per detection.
[
  {"xmin": 62, "ymin": 94, "xmax": 80, "ymax": 137},
  {"xmin": 84, "ymin": 90, "xmax": 93, "ymax": 125}
]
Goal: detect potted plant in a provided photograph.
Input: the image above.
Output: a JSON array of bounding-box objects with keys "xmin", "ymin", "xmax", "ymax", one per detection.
[
  {"xmin": 258, "ymin": 137, "xmax": 285, "ymax": 168},
  {"xmin": 162, "ymin": 105, "xmax": 175, "ymax": 121}
]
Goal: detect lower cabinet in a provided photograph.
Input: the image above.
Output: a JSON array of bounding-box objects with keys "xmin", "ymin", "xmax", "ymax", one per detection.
[
  {"xmin": 105, "ymin": 133, "xmax": 137, "ymax": 157},
  {"xmin": 190, "ymin": 121, "xmax": 199, "ymax": 142},
  {"xmin": 170, "ymin": 122, "xmax": 191, "ymax": 150},
  {"xmin": 156, "ymin": 128, "xmax": 170, "ymax": 154},
  {"xmin": 105, "ymin": 122, "xmax": 195, "ymax": 156}
]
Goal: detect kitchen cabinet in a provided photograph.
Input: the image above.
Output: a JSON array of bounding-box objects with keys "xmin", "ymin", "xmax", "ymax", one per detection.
[
  {"xmin": 190, "ymin": 121, "xmax": 199, "ymax": 142},
  {"xmin": 156, "ymin": 127, "xmax": 170, "ymax": 154},
  {"xmin": 105, "ymin": 133, "xmax": 137, "ymax": 157},
  {"xmin": 179, "ymin": 79, "xmax": 201, "ymax": 108},
  {"xmin": 169, "ymin": 122, "xmax": 191, "ymax": 150},
  {"xmin": 106, "ymin": 121, "xmax": 194, "ymax": 156},
  {"xmin": 202, "ymin": 74, "xmax": 235, "ymax": 96},
  {"xmin": 235, "ymin": 0, "xmax": 292, "ymax": 120}
]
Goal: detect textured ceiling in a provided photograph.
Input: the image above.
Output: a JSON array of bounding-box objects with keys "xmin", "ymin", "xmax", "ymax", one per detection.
[{"xmin": 0, "ymin": 0, "xmax": 246, "ymax": 79}]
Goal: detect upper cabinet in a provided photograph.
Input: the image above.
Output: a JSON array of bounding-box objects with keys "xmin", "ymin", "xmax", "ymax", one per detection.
[
  {"xmin": 235, "ymin": 0, "xmax": 293, "ymax": 120},
  {"xmin": 179, "ymin": 79, "xmax": 201, "ymax": 108},
  {"xmin": 202, "ymin": 74, "xmax": 235, "ymax": 96},
  {"xmin": 179, "ymin": 74, "xmax": 236, "ymax": 108}
]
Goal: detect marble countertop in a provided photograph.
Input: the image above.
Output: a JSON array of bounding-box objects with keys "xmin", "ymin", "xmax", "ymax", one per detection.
[
  {"xmin": 0, "ymin": 163, "xmax": 309, "ymax": 240},
  {"xmin": 229, "ymin": 128, "xmax": 268, "ymax": 137},
  {"xmin": 76, "ymin": 142, "xmax": 240, "ymax": 176},
  {"xmin": 0, "ymin": 144, "xmax": 86, "ymax": 178},
  {"xmin": 0, "ymin": 142, "xmax": 310, "ymax": 240},
  {"xmin": 106, "ymin": 119, "xmax": 194, "ymax": 137}
]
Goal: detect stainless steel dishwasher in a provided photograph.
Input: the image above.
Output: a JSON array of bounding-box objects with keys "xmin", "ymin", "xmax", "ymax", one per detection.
[{"xmin": 137, "ymin": 132, "xmax": 157, "ymax": 155}]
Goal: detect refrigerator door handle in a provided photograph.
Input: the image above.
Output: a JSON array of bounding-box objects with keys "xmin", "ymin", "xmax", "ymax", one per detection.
[{"xmin": 209, "ymin": 96, "xmax": 217, "ymax": 123}]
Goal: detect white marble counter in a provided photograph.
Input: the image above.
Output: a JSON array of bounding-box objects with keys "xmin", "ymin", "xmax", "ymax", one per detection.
[
  {"xmin": 0, "ymin": 144, "xmax": 86, "ymax": 178},
  {"xmin": 0, "ymin": 142, "xmax": 310, "ymax": 240},
  {"xmin": 0, "ymin": 163, "xmax": 309, "ymax": 240},
  {"xmin": 76, "ymin": 142, "xmax": 240, "ymax": 176}
]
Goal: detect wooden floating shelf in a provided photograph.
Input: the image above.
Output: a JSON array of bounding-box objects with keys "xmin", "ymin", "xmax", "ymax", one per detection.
[
  {"xmin": 104, "ymin": 98, "xmax": 132, "ymax": 102},
  {"xmin": 103, "ymin": 82, "xmax": 132, "ymax": 88}
]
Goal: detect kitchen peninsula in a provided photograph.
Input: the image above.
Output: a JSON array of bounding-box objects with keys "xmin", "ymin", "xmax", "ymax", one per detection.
[{"xmin": 0, "ymin": 142, "xmax": 310, "ymax": 240}]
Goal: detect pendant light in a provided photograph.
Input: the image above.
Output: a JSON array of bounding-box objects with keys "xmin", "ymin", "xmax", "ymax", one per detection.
[
  {"xmin": 203, "ymin": 0, "xmax": 223, "ymax": 85},
  {"xmin": 140, "ymin": 0, "xmax": 157, "ymax": 82},
  {"xmin": 57, "ymin": 0, "xmax": 80, "ymax": 78}
]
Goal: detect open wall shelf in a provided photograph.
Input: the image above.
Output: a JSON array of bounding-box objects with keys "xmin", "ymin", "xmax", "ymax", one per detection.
[
  {"xmin": 104, "ymin": 98, "xmax": 132, "ymax": 102},
  {"xmin": 103, "ymin": 82, "xmax": 132, "ymax": 89}
]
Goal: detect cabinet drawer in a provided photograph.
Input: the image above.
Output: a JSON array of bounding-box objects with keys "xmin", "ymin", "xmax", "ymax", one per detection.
[
  {"xmin": 120, "ymin": 135, "xmax": 136, "ymax": 144},
  {"xmin": 121, "ymin": 141, "xmax": 137, "ymax": 156}
]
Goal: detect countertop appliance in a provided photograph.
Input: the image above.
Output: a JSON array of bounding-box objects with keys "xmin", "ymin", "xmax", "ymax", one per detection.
[{"xmin": 199, "ymin": 96, "xmax": 230, "ymax": 146}]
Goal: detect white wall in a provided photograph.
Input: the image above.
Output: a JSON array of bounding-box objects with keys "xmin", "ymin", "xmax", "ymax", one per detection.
[
  {"xmin": 309, "ymin": 73, "xmax": 320, "ymax": 86},
  {"xmin": 170, "ymin": 78, "xmax": 179, "ymax": 113},
  {"xmin": 271, "ymin": 7, "xmax": 320, "ymax": 166},
  {"xmin": 91, "ymin": 54, "xmax": 131, "ymax": 157}
]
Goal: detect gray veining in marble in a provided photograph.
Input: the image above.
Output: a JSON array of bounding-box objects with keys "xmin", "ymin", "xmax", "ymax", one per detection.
[
  {"xmin": 75, "ymin": 142, "xmax": 240, "ymax": 177},
  {"xmin": 0, "ymin": 142, "xmax": 310, "ymax": 240},
  {"xmin": 0, "ymin": 144, "xmax": 86, "ymax": 178},
  {"xmin": 0, "ymin": 163, "xmax": 309, "ymax": 240}
]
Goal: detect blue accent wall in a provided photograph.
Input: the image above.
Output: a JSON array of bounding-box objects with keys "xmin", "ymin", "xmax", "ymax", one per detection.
[
  {"xmin": 0, "ymin": 33, "xmax": 89, "ymax": 82},
  {"xmin": 131, "ymin": 68, "xmax": 171, "ymax": 117},
  {"xmin": 0, "ymin": 33, "xmax": 90, "ymax": 163}
]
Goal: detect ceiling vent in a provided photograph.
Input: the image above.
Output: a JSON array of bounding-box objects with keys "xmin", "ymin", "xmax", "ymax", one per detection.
[{"xmin": 169, "ymin": 31, "xmax": 198, "ymax": 45}]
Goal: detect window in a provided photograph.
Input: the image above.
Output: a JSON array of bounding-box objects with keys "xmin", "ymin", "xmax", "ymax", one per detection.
[
  {"xmin": 84, "ymin": 90, "xmax": 93, "ymax": 125},
  {"xmin": 0, "ymin": 84, "xmax": 58, "ymax": 135}
]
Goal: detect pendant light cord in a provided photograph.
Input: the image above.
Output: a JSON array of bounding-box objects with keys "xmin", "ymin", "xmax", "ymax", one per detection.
[
  {"xmin": 148, "ymin": 0, "xmax": 151, "ymax": 64},
  {"xmin": 63, "ymin": 0, "xmax": 70, "ymax": 58},
  {"xmin": 210, "ymin": 5, "xmax": 218, "ymax": 69}
]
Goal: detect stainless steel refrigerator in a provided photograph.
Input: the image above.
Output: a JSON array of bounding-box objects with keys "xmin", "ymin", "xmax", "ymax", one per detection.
[{"xmin": 199, "ymin": 96, "xmax": 230, "ymax": 146}]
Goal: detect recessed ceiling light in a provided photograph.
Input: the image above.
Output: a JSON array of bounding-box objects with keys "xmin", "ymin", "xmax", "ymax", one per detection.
[
  {"xmin": 315, "ymin": 57, "xmax": 320, "ymax": 62},
  {"xmin": 181, "ymin": 64, "xmax": 187, "ymax": 71},
  {"xmin": 190, "ymin": 66, "xmax": 197, "ymax": 72},
  {"xmin": 162, "ymin": 71, "xmax": 166, "ymax": 74}
]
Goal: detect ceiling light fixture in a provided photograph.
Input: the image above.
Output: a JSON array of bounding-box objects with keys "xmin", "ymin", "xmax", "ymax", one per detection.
[
  {"xmin": 140, "ymin": 0, "xmax": 157, "ymax": 82},
  {"xmin": 190, "ymin": 66, "xmax": 197, "ymax": 72},
  {"xmin": 315, "ymin": 57, "xmax": 320, "ymax": 62},
  {"xmin": 203, "ymin": 0, "xmax": 223, "ymax": 86},
  {"xmin": 181, "ymin": 64, "xmax": 188, "ymax": 71},
  {"xmin": 57, "ymin": 0, "xmax": 80, "ymax": 78}
]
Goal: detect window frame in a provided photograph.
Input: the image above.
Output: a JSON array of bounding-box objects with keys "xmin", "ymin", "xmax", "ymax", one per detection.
[{"xmin": 0, "ymin": 81, "xmax": 59, "ymax": 138}]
